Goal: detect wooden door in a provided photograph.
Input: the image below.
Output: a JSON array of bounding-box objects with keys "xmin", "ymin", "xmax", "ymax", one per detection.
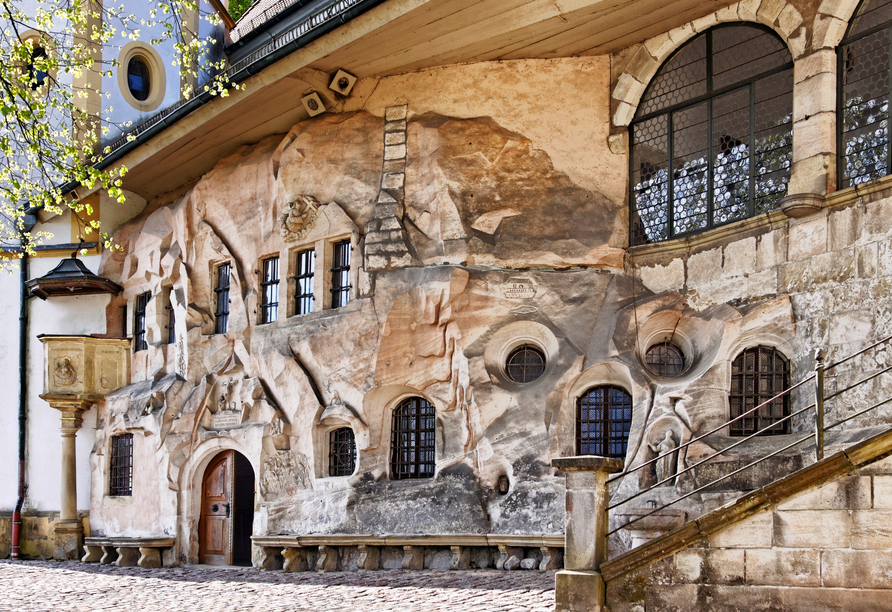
[{"xmin": 199, "ymin": 450, "xmax": 233, "ymax": 565}]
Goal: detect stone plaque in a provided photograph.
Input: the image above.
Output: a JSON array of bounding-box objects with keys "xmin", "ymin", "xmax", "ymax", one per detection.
[
  {"xmin": 213, "ymin": 409, "xmax": 243, "ymax": 429},
  {"xmin": 503, "ymin": 277, "xmax": 537, "ymax": 300}
]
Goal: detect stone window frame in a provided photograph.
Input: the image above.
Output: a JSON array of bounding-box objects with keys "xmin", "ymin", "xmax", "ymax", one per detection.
[
  {"xmin": 629, "ymin": 22, "xmax": 795, "ymax": 246},
  {"xmin": 108, "ymin": 432, "xmax": 134, "ymax": 497},
  {"xmin": 285, "ymin": 232, "xmax": 357, "ymax": 316},
  {"xmin": 483, "ymin": 321, "xmax": 560, "ymax": 390},
  {"xmin": 575, "ymin": 384, "xmax": 634, "ymax": 460}
]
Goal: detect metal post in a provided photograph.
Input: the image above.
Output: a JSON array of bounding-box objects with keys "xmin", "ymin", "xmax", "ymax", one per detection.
[{"xmin": 815, "ymin": 348, "xmax": 825, "ymax": 462}]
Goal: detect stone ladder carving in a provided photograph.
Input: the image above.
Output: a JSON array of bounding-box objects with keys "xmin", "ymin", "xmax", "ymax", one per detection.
[{"xmin": 364, "ymin": 104, "xmax": 417, "ymax": 270}]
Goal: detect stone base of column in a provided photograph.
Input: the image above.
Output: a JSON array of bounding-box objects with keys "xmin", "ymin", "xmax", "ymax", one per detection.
[
  {"xmin": 555, "ymin": 570, "xmax": 607, "ymax": 612},
  {"xmin": 53, "ymin": 520, "xmax": 83, "ymax": 561}
]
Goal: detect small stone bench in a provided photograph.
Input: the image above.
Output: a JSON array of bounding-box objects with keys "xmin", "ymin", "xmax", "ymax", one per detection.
[
  {"xmin": 251, "ymin": 534, "xmax": 563, "ymax": 573},
  {"xmin": 82, "ymin": 537, "xmax": 176, "ymax": 569}
]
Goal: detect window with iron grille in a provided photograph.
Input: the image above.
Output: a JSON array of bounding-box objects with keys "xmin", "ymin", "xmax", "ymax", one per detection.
[
  {"xmin": 330, "ymin": 240, "xmax": 351, "ymax": 308},
  {"xmin": 260, "ymin": 256, "xmax": 280, "ymax": 324},
  {"xmin": 505, "ymin": 345, "xmax": 546, "ymax": 383},
  {"xmin": 645, "ymin": 341, "xmax": 686, "ymax": 376},
  {"xmin": 730, "ymin": 345, "xmax": 790, "ymax": 436},
  {"xmin": 630, "ymin": 24, "xmax": 793, "ymax": 246},
  {"xmin": 838, "ymin": 0, "xmax": 892, "ymax": 188},
  {"xmin": 329, "ymin": 427, "xmax": 356, "ymax": 477},
  {"xmin": 577, "ymin": 385, "xmax": 632, "ymax": 459},
  {"xmin": 391, "ymin": 397, "xmax": 435, "ymax": 480},
  {"xmin": 133, "ymin": 292, "xmax": 150, "ymax": 352},
  {"xmin": 109, "ymin": 433, "xmax": 133, "ymax": 496},
  {"xmin": 165, "ymin": 289, "xmax": 176, "ymax": 344},
  {"xmin": 294, "ymin": 248, "xmax": 315, "ymax": 316},
  {"xmin": 214, "ymin": 263, "xmax": 231, "ymax": 334}
]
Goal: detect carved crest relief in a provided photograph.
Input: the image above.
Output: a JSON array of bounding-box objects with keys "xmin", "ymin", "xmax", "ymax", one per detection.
[
  {"xmin": 280, "ymin": 195, "xmax": 320, "ymax": 242},
  {"xmin": 260, "ymin": 451, "xmax": 311, "ymax": 500},
  {"xmin": 53, "ymin": 357, "xmax": 77, "ymax": 387}
]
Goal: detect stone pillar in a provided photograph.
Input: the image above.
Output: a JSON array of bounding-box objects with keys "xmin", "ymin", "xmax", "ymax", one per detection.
[
  {"xmin": 49, "ymin": 402, "xmax": 91, "ymax": 561},
  {"xmin": 552, "ymin": 456, "xmax": 624, "ymax": 612}
]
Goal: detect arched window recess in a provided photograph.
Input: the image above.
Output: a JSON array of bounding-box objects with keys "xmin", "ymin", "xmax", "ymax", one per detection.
[
  {"xmin": 838, "ymin": 0, "xmax": 892, "ymax": 189},
  {"xmin": 630, "ymin": 23, "xmax": 793, "ymax": 246}
]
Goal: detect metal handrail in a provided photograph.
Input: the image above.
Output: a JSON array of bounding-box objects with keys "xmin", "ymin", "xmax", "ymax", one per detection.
[{"xmin": 607, "ymin": 333, "xmax": 892, "ymax": 548}]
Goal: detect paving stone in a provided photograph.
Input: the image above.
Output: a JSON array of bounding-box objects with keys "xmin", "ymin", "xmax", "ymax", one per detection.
[{"xmin": 0, "ymin": 560, "xmax": 555, "ymax": 611}]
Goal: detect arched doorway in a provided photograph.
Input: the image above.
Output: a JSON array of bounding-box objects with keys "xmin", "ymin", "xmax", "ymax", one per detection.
[{"xmin": 199, "ymin": 450, "xmax": 255, "ymax": 566}]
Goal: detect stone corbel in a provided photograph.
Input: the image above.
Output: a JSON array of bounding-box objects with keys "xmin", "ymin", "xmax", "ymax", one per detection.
[
  {"xmin": 357, "ymin": 545, "xmax": 379, "ymax": 571},
  {"xmin": 780, "ymin": 193, "xmax": 825, "ymax": 218},
  {"xmin": 282, "ymin": 547, "xmax": 309, "ymax": 572}
]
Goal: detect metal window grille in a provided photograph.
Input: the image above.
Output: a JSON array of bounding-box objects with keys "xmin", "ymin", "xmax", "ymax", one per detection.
[
  {"xmin": 577, "ymin": 385, "xmax": 633, "ymax": 459},
  {"xmin": 165, "ymin": 289, "xmax": 176, "ymax": 344},
  {"xmin": 330, "ymin": 240, "xmax": 351, "ymax": 308},
  {"xmin": 133, "ymin": 292, "xmax": 150, "ymax": 352},
  {"xmin": 630, "ymin": 24, "xmax": 793, "ymax": 246},
  {"xmin": 838, "ymin": 0, "xmax": 892, "ymax": 189},
  {"xmin": 505, "ymin": 345, "xmax": 546, "ymax": 383},
  {"xmin": 294, "ymin": 248, "xmax": 315, "ymax": 316},
  {"xmin": 730, "ymin": 345, "xmax": 790, "ymax": 436},
  {"xmin": 109, "ymin": 433, "xmax": 133, "ymax": 496},
  {"xmin": 260, "ymin": 257, "xmax": 280, "ymax": 324},
  {"xmin": 645, "ymin": 342, "xmax": 686, "ymax": 376},
  {"xmin": 214, "ymin": 263, "xmax": 231, "ymax": 334},
  {"xmin": 329, "ymin": 427, "xmax": 356, "ymax": 477},
  {"xmin": 390, "ymin": 397, "xmax": 435, "ymax": 480}
]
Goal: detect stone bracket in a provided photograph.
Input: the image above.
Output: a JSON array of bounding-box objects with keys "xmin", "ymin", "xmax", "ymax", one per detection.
[
  {"xmin": 317, "ymin": 545, "xmax": 338, "ymax": 572},
  {"xmin": 402, "ymin": 545, "xmax": 424, "ymax": 570},
  {"xmin": 357, "ymin": 544, "xmax": 380, "ymax": 571},
  {"xmin": 450, "ymin": 545, "xmax": 470, "ymax": 570},
  {"xmin": 282, "ymin": 547, "xmax": 309, "ymax": 572},
  {"xmin": 497, "ymin": 545, "xmax": 524, "ymax": 570}
]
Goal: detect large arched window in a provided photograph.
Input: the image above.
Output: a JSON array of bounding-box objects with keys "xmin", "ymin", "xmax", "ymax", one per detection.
[
  {"xmin": 630, "ymin": 24, "xmax": 793, "ymax": 245},
  {"xmin": 839, "ymin": 0, "xmax": 892, "ymax": 188},
  {"xmin": 576, "ymin": 385, "xmax": 632, "ymax": 459},
  {"xmin": 729, "ymin": 345, "xmax": 790, "ymax": 436},
  {"xmin": 390, "ymin": 397, "xmax": 435, "ymax": 480}
]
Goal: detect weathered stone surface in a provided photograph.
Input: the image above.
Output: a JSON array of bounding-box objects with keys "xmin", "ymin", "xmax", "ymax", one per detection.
[
  {"xmin": 773, "ymin": 510, "xmax": 851, "ymax": 548},
  {"xmin": 745, "ymin": 549, "xmax": 821, "ymax": 587}
]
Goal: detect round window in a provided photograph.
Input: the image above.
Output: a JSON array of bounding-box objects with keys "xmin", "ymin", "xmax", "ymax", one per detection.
[
  {"xmin": 645, "ymin": 341, "xmax": 686, "ymax": 377},
  {"xmin": 505, "ymin": 345, "xmax": 546, "ymax": 383},
  {"xmin": 127, "ymin": 57, "xmax": 151, "ymax": 101}
]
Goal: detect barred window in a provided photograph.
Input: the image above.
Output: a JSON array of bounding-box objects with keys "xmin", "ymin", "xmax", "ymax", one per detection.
[
  {"xmin": 730, "ymin": 345, "xmax": 790, "ymax": 436},
  {"xmin": 330, "ymin": 240, "xmax": 351, "ymax": 309},
  {"xmin": 576, "ymin": 385, "xmax": 632, "ymax": 459},
  {"xmin": 109, "ymin": 433, "xmax": 133, "ymax": 496},
  {"xmin": 645, "ymin": 341, "xmax": 686, "ymax": 377},
  {"xmin": 165, "ymin": 289, "xmax": 176, "ymax": 344},
  {"xmin": 631, "ymin": 24, "xmax": 793, "ymax": 245},
  {"xmin": 133, "ymin": 292, "xmax": 150, "ymax": 352},
  {"xmin": 294, "ymin": 248, "xmax": 315, "ymax": 316},
  {"xmin": 328, "ymin": 427, "xmax": 356, "ymax": 477},
  {"xmin": 214, "ymin": 263, "xmax": 231, "ymax": 334},
  {"xmin": 260, "ymin": 256, "xmax": 279, "ymax": 324},
  {"xmin": 839, "ymin": 0, "xmax": 892, "ymax": 188},
  {"xmin": 505, "ymin": 345, "xmax": 546, "ymax": 383},
  {"xmin": 391, "ymin": 397, "xmax": 435, "ymax": 480}
]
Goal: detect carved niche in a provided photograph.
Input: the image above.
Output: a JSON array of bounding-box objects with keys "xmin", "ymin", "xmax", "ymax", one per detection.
[{"xmin": 279, "ymin": 195, "xmax": 320, "ymax": 242}]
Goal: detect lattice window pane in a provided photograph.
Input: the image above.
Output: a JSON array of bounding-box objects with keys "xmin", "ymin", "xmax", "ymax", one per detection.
[
  {"xmin": 672, "ymin": 102, "xmax": 709, "ymax": 236},
  {"xmin": 637, "ymin": 34, "xmax": 707, "ymax": 118},
  {"xmin": 260, "ymin": 256, "xmax": 279, "ymax": 324},
  {"xmin": 712, "ymin": 88, "xmax": 751, "ymax": 225},
  {"xmin": 391, "ymin": 397, "xmax": 435, "ymax": 479},
  {"xmin": 109, "ymin": 433, "xmax": 133, "ymax": 496},
  {"xmin": 632, "ymin": 115, "xmax": 670, "ymax": 244},
  {"xmin": 214, "ymin": 263, "xmax": 231, "ymax": 334},
  {"xmin": 729, "ymin": 346, "xmax": 790, "ymax": 436},
  {"xmin": 850, "ymin": 0, "xmax": 892, "ymax": 38},
  {"xmin": 329, "ymin": 428, "xmax": 356, "ymax": 477},
  {"xmin": 576, "ymin": 385, "xmax": 632, "ymax": 460},
  {"xmin": 294, "ymin": 248, "xmax": 315, "ymax": 316},
  {"xmin": 133, "ymin": 292, "xmax": 150, "ymax": 352},
  {"xmin": 754, "ymin": 71, "xmax": 793, "ymax": 213},
  {"xmin": 330, "ymin": 240, "xmax": 351, "ymax": 309},
  {"xmin": 713, "ymin": 26, "xmax": 789, "ymax": 90},
  {"xmin": 505, "ymin": 345, "xmax": 546, "ymax": 383}
]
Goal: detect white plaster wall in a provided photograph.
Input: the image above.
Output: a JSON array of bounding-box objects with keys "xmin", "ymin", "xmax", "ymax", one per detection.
[{"xmin": 0, "ymin": 265, "xmax": 23, "ymax": 512}]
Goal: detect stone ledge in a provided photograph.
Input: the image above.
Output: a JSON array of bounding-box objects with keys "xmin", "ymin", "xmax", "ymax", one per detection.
[{"xmin": 252, "ymin": 533, "xmax": 563, "ymax": 548}]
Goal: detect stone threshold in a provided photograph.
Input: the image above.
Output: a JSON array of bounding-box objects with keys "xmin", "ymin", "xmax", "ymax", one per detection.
[{"xmin": 601, "ymin": 426, "xmax": 892, "ymax": 581}]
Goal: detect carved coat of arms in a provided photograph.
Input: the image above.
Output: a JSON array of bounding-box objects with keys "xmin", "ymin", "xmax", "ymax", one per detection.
[{"xmin": 279, "ymin": 195, "xmax": 320, "ymax": 242}]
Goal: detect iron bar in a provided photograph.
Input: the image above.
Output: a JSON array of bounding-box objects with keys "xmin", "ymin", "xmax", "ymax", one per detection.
[
  {"xmin": 608, "ymin": 433, "xmax": 812, "ymax": 536},
  {"xmin": 610, "ymin": 375, "xmax": 815, "ymax": 485},
  {"xmin": 607, "ymin": 402, "xmax": 815, "ymax": 511},
  {"xmin": 815, "ymin": 349, "xmax": 826, "ymax": 461}
]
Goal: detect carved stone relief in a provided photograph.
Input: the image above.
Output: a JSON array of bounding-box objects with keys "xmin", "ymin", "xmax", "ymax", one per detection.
[
  {"xmin": 260, "ymin": 451, "xmax": 312, "ymax": 500},
  {"xmin": 210, "ymin": 377, "xmax": 246, "ymax": 430},
  {"xmin": 279, "ymin": 195, "xmax": 320, "ymax": 242},
  {"xmin": 54, "ymin": 357, "xmax": 77, "ymax": 387}
]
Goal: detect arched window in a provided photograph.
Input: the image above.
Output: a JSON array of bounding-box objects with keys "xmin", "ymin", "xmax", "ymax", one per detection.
[
  {"xmin": 576, "ymin": 385, "xmax": 632, "ymax": 459},
  {"xmin": 328, "ymin": 427, "xmax": 356, "ymax": 476},
  {"xmin": 630, "ymin": 24, "xmax": 793, "ymax": 245},
  {"xmin": 730, "ymin": 345, "xmax": 790, "ymax": 436},
  {"xmin": 839, "ymin": 0, "xmax": 892, "ymax": 188},
  {"xmin": 390, "ymin": 397, "xmax": 435, "ymax": 479}
]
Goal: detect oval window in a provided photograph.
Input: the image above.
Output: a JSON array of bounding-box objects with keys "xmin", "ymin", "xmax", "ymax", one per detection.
[
  {"xmin": 645, "ymin": 341, "xmax": 686, "ymax": 377},
  {"xmin": 505, "ymin": 345, "xmax": 546, "ymax": 383},
  {"xmin": 127, "ymin": 57, "xmax": 151, "ymax": 101}
]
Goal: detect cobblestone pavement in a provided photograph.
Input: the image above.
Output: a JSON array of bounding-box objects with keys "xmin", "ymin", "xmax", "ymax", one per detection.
[{"xmin": 0, "ymin": 560, "xmax": 555, "ymax": 612}]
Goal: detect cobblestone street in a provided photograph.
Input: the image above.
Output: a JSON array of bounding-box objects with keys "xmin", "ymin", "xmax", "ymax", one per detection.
[{"xmin": 0, "ymin": 561, "xmax": 555, "ymax": 612}]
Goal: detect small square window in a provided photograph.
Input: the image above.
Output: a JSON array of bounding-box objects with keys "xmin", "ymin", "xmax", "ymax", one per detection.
[
  {"xmin": 133, "ymin": 292, "xmax": 150, "ymax": 352},
  {"xmin": 214, "ymin": 263, "xmax": 231, "ymax": 334},
  {"xmin": 109, "ymin": 433, "xmax": 133, "ymax": 496},
  {"xmin": 260, "ymin": 256, "xmax": 280, "ymax": 324}
]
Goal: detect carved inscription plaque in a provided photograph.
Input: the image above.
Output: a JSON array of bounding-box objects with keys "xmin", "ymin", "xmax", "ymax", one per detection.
[
  {"xmin": 213, "ymin": 409, "xmax": 243, "ymax": 429},
  {"xmin": 503, "ymin": 277, "xmax": 537, "ymax": 300}
]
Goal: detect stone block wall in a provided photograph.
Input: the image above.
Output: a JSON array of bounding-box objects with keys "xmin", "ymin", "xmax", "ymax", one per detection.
[
  {"xmin": 607, "ymin": 457, "xmax": 892, "ymax": 611},
  {"xmin": 0, "ymin": 511, "xmax": 89, "ymax": 560}
]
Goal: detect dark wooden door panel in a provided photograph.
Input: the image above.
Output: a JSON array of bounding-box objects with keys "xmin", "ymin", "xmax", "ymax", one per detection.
[{"xmin": 199, "ymin": 451, "xmax": 232, "ymax": 565}]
